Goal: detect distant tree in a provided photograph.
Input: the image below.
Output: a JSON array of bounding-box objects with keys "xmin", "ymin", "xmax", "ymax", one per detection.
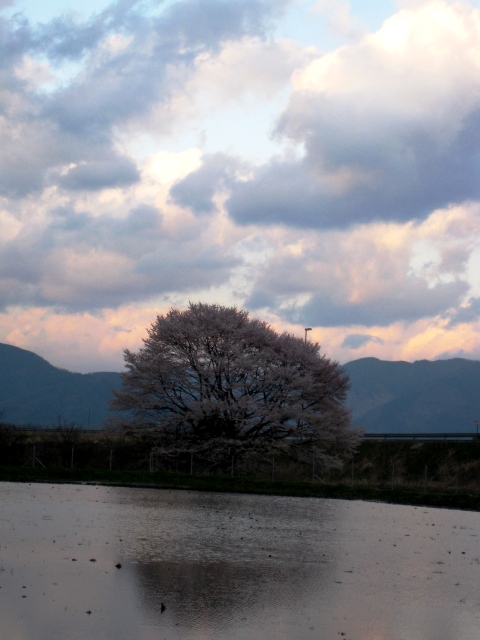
[{"xmin": 110, "ymin": 303, "xmax": 360, "ymax": 468}]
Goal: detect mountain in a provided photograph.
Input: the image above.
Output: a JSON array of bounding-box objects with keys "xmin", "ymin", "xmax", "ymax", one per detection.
[
  {"xmin": 1, "ymin": 344, "xmax": 479, "ymax": 432},
  {"xmin": 344, "ymin": 357, "xmax": 480, "ymax": 433},
  {"xmin": 0, "ymin": 343, "xmax": 121, "ymax": 428}
]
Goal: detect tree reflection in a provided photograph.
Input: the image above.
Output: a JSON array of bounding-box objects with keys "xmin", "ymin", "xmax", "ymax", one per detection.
[{"xmin": 118, "ymin": 491, "xmax": 339, "ymax": 633}]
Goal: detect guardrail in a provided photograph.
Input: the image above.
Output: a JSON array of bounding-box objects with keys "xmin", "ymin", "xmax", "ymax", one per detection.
[
  {"xmin": 3, "ymin": 426, "xmax": 480, "ymax": 442},
  {"xmin": 363, "ymin": 432, "xmax": 479, "ymax": 441}
]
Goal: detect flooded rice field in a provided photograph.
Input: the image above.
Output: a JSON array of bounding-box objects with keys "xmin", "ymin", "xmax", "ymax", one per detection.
[{"xmin": 0, "ymin": 482, "xmax": 479, "ymax": 640}]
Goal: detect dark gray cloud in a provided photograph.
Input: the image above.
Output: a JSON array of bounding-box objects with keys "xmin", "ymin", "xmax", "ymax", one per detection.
[
  {"xmin": 58, "ymin": 156, "xmax": 140, "ymax": 190},
  {"xmin": 245, "ymin": 289, "xmax": 276, "ymax": 310},
  {"xmin": 223, "ymin": 107, "xmax": 480, "ymax": 229},
  {"xmin": 169, "ymin": 153, "xmax": 240, "ymax": 213},
  {"xmin": 290, "ymin": 280, "xmax": 469, "ymax": 328},
  {"xmin": 135, "ymin": 244, "xmax": 241, "ymax": 290},
  {"xmin": 176, "ymin": 103, "xmax": 480, "ymax": 228},
  {"xmin": 47, "ymin": 204, "xmax": 162, "ymax": 257},
  {"xmin": 160, "ymin": 0, "xmax": 287, "ymax": 50},
  {"xmin": 341, "ymin": 333, "xmax": 384, "ymax": 349},
  {"xmin": 448, "ymin": 297, "xmax": 480, "ymax": 327},
  {"xmin": 227, "ymin": 159, "xmax": 343, "ymax": 227},
  {"xmin": 32, "ymin": 0, "xmax": 285, "ymax": 60}
]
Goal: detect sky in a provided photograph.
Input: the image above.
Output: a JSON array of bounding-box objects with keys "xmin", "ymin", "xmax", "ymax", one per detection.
[{"xmin": 1, "ymin": 0, "xmax": 480, "ymax": 373}]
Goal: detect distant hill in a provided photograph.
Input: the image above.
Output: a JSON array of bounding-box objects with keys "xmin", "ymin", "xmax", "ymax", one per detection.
[
  {"xmin": 1, "ymin": 344, "xmax": 479, "ymax": 433},
  {"xmin": 344, "ymin": 357, "xmax": 480, "ymax": 433},
  {"xmin": 0, "ymin": 343, "xmax": 121, "ymax": 428}
]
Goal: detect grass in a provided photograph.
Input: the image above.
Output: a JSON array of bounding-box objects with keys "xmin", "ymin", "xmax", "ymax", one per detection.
[{"xmin": 0, "ymin": 465, "xmax": 479, "ymax": 511}]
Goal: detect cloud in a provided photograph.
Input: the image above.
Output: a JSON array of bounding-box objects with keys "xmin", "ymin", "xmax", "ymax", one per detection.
[
  {"xmin": 0, "ymin": 194, "xmax": 241, "ymax": 311},
  {"xmin": 158, "ymin": 0, "xmax": 288, "ymax": 50},
  {"xmin": 189, "ymin": 36, "xmax": 312, "ymax": 103},
  {"xmin": 239, "ymin": 203, "xmax": 479, "ymax": 328},
  {"xmin": 312, "ymin": 0, "xmax": 367, "ymax": 41},
  {"xmin": 341, "ymin": 333, "xmax": 384, "ymax": 349},
  {"xmin": 0, "ymin": 304, "xmax": 165, "ymax": 373},
  {"xmin": 222, "ymin": 1, "xmax": 480, "ymax": 229},
  {"xmin": 448, "ymin": 297, "xmax": 480, "ymax": 326},
  {"xmin": 0, "ymin": 0, "xmax": 288, "ymax": 198},
  {"xmin": 297, "ymin": 280, "xmax": 467, "ymax": 327},
  {"xmin": 58, "ymin": 156, "xmax": 140, "ymax": 190},
  {"xmin": 169, "ymin": 153, "xmax": 241, "ymax": 213},
  {"xmin": 1, "ymin": 0, "xmax": 480, "ymax": 373},
  {"xmin": 246, "ymin": 289, "xmax": 277, "ymax": 310}
]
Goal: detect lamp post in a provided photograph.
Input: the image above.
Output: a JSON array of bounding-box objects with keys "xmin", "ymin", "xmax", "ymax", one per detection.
[
  {"xmin": 474, "ymin": 420, "xmax": 480, "ymax": 438},
  {"xmin": 304, "ymin": 327, "xmax": 312, "ymax": 344}
]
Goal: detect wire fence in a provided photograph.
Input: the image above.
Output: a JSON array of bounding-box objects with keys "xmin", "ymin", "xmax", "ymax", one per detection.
[{"xmin": 1, "ymin": 425, "xmax": 479, "ymax": 494}]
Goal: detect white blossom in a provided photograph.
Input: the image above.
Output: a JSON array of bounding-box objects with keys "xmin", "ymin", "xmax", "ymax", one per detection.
[{"xmin": 110, "ymin": 303, "xmax": 361, "ymax": 467}]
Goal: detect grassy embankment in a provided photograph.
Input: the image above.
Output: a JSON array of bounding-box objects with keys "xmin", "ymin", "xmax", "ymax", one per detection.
[
  {"xmin": 0, "ymin": 455, "xmax": 479, "ymax": 512},
  {"xmin": 1, "ymin": 435, "xmax": 479, "ymax": 511}
]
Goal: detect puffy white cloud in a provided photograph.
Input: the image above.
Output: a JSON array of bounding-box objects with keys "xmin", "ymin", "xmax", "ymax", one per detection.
[
  {"xmin": 226, "ymin": 0, "xmax": 480, "ymax": 228},
  {"xmin": 311, "ymin": 0, "xmax": 367, "ymax": 41}
]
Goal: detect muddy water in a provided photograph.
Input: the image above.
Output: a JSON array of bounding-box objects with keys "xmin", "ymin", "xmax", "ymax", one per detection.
[{"xmin": 0, "ymin": 482, "xmax": 478, "ymax": 639}]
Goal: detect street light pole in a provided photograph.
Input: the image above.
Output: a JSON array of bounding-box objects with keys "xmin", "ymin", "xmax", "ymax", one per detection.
[
  {"xmin": 304, "ymin": 327, "xmax": 312, "ymax": 344},
  {"xmin": 473, "ymin": 420, "xmax": 480, "ymax": 438}
]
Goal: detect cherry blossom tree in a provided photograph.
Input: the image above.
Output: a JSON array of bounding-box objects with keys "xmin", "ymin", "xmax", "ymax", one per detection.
[{"xmin": 110, "ymin": 303, "xmax": 360, "ymax": 468}]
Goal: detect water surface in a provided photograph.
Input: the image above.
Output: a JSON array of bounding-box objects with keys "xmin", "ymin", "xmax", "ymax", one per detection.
[{"xmin": 0, "ymin": 482, "xmax": 478, "ymax": 639}]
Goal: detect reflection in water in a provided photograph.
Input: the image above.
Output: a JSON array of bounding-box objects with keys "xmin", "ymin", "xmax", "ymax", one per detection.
[
  {"xmin": 119, "ymin": 491, "xmax": 337, "ymax": 635},
  {"xmin": 0, "ymin": 482, "xmax": 478, "ymax": 640}
]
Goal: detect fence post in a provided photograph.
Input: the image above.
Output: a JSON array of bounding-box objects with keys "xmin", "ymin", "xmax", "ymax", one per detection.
[
  {"xmin": 272, "ymin": 457, "xmax": 275, "ymax": 482},
  {"xmin": 71, "ymin": 447, "xmax": 74, "ymax": 469},
  {"xmin": 312, "ymin": 457, "xmax": 315, "ymax": 482},
  {"xmin": 109, "ymin": 449, "xmax": 113, "ymax": 471},
  {"xmin": 424, "ymin": 465, "xmax": 428, "ymax": 492},
  {"xmin": 231, "ymin": 456, "xmax": 234, "ymax": 477},
  {"xmin": 391, "ymin": 463, "xmax": 395, "ymax": 490},
  {"xmin": 351, "ymin": 461, "xmax": 354, "ymax": 486},
  {"xmin": 190, "ymin": 452, "xmax": 194, "ymax": 475},
  {"xmin": 32, "ymin": 445, "xmax": 35, "ymax": 468}
]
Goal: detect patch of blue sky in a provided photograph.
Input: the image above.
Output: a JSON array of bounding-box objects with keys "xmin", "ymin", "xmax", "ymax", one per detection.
[
  {"xmin": 349, "ymin": 0, "xmax": 397, "ymax": 30},
  {"xmin": 2, "ymin": 0, "xmax": 175, "ymax": 24},
  {"xmin": 274, "ymin": 0, "xmax": 398, "ymax": 51},
  {"xmin": 3, "ymin": 0, "xmax": 109, "ymax": 22},
  {"xmin": 274, "ymin": 1, "xmax": 343, "ymax": 51},
  {"xmin": 186, "ymin": 95, "xmax": 294, "ymax": 163},
  {"xmin": 126, "ymin": 93, "xmax": 293, "ymax": 164},
  {"xmin": 35, "ymin": 58, "xmax": 84, "ymax": 94}
]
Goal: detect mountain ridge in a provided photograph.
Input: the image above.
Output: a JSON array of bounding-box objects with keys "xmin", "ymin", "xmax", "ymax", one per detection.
[
  {"xmin": 1, "ymin": 343, "xmax": 479, "ymax": 432},
  {"xmin": 0, "ymin": 343, "xmax": 121, "ymax": 428},
  {"xmin": 344, "ymin": 356, "xmax": 480, "ymax": 432}
]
